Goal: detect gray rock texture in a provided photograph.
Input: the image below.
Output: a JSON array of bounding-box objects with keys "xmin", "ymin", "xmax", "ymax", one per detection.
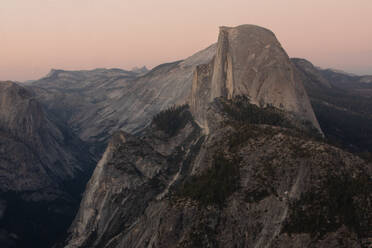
[
  {"xmin": 0, "ymin": 81, "xmax": 95, "ymax": 248},
  {"xmin": 191, "ymin": 25, "xmax": 321, "ymax": 133},
  {"xmin": 29, "ymin": 44, "xmax": 216, "ymax": 152},
  {"xmin": 28, "ymin": 26, "xmax": 323, "ymax": 152},
  {"xmin": 2, "ymin": 22, "xmax": 371, "ymax": 248},
  {"xmin": 66, "ymin": 110, "xmax": 203, "ymax": 248},
  {"xmin": 65, "ymin": 101, "xmax": 371, "ymax": 248},
  {"xmin": 0, "ymin": 81, "xmax": 93, "ymax": 193},
  {"xmin": 64, "ymin": 25, "xmax": 370, "ymax": 248}
]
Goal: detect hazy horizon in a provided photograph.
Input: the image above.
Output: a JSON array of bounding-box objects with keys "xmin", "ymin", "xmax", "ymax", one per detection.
[{"xmin": 1, "ymin": 0, "xmax": 371, "ymax": 81}]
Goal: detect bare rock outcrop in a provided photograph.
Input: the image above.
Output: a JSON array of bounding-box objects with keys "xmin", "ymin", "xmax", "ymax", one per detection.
[
  {"xmin": 191, "ymin": 25, "xmax": 321, "ymax": 133},
  {"xmin": 64, "ymin": 26, "xmax": 370, "ymax": 248},
  {"xmin": 66, "ymin": 107, "xmax": 204, "ymax": 248},
  {"xmin": 65, "ymin": 101, "xmax": 371, "ymax": 248}
]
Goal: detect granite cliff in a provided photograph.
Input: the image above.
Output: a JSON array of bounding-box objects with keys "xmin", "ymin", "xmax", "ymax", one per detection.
[
  {"xmin": 64, "ymin": 25, "xmax": 370, "ymax": 248},
  {"xmin": 28, "ymin": 26, "xmax": 320, "ymax": 155},
  {"xmin": 191, "ymin": 25, "xmax": 321, "ymax": 134},
  {"xmin": 1, "ymin": 24, "xmax": 371, "ymax": 248},
  {"xmin": 65, "ymin": 101, "xmax": 371, "ymax": 248},
  {"xmin": 0, "ymin": 35, "xmax": 216, "ymax": 248}
]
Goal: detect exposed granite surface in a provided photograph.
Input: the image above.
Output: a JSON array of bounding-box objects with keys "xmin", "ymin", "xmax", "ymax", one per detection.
[{"xmin": 64, "ymin": 25, "xmax": 370, "ymax": 248}]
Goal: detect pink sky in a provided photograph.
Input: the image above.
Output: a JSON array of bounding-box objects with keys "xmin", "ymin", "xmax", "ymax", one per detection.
[{"xmin": 1, "ymin": 0, "xmax": 371, "ymax": 81}]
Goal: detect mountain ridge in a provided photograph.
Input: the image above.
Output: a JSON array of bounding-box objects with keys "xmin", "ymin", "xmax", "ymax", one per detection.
[
  {"xmin": 62, "ymin": 25, "xmax": 371, "ymax": 248},
  {"xmin": 28, "ymin": 44, "xmax": 216, "ymax": 153},
  {"xmin": 0, "ymin": 81, "xmax": 96, "ymax": 248},
  {"xmin": 2, "ymin": 24, "xmax": 371, "ymax": 248}
]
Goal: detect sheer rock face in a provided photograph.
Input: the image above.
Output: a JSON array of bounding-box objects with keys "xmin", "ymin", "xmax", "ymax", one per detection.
[
  {"xmin": 65, "ymin": 131, "xmax": 168, "ymax": 248},
  {"xmin": 66, "ymin": 115, "xmax": 204, "ymax": 248},
  {"xmin": 63, "ymin": 25, "xmax": 370, "ymax": 248},
  {"xmin": 191, "ymin": 25, "xmax": 321, "ymax": 133}
]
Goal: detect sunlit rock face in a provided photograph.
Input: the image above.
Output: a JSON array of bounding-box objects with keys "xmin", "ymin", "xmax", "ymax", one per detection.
[
  {"xmin": 191, "ymin": 25, "xmax": 321, "ymax": 133},
  {"xmin": 63, "ymin": 25, "xmax": 372, "ymax": 248}
]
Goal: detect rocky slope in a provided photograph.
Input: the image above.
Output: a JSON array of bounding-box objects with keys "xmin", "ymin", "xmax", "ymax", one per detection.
[
  {"xmin": 29, "ymin": 45, "xmax": 216, "ymax": 153},
  {"xmin": 28, "ymin": 26, "xmax": 321, "ymax": 154},
  {"xmin": 65, "ymin": 99, "xmax": 371, "ymax": 248},
  {"xmin": 64, "ymin": 25, "xmax": 371, "ymax": 248},
  {"xmin": 0, "ymin": 81, "xmax": 95, "ymax": 248}
]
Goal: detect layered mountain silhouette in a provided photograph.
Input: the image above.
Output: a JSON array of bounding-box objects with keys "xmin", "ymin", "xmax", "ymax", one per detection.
[
  {"xmin": 62, "ymin": 25, "xmax": 370, "ymax": 248},
  {"xmin": 0, "ymin": 81, "xmax": 95, "ymax": 248},
  {"xmin": 30, "ymin": 45, "xmax": 216, "ymax": 153},
  {"xmin": 1, "ymin": 25, "xmax": 371, "ymax": 248},
  {"xmin": 293, "ymin": 58, "xmax": 372, "ymax": 157}
]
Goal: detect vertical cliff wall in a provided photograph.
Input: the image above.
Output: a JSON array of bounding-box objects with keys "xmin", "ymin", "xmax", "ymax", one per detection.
[{"xmin": 191, "ymin": 25, "xmax": 321, "ymax": 133}]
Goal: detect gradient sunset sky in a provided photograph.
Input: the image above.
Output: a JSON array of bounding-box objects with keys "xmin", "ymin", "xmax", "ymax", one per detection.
[{"xmin": 1, "ymin": 0, "xmax": 371, "ymax": 81}]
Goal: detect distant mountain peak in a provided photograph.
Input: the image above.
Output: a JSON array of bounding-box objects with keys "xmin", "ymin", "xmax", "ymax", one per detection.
[
  {"xmin": 45, "ymin": 68, "xmax": 64, "ymax": 78},
  {"xmin": 131, "ymin": 65, "xmax": 149, "ymax": 74},
  {"xmin": 325, "ymin": 68, "xmax": 357, "ymax": 77}
]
